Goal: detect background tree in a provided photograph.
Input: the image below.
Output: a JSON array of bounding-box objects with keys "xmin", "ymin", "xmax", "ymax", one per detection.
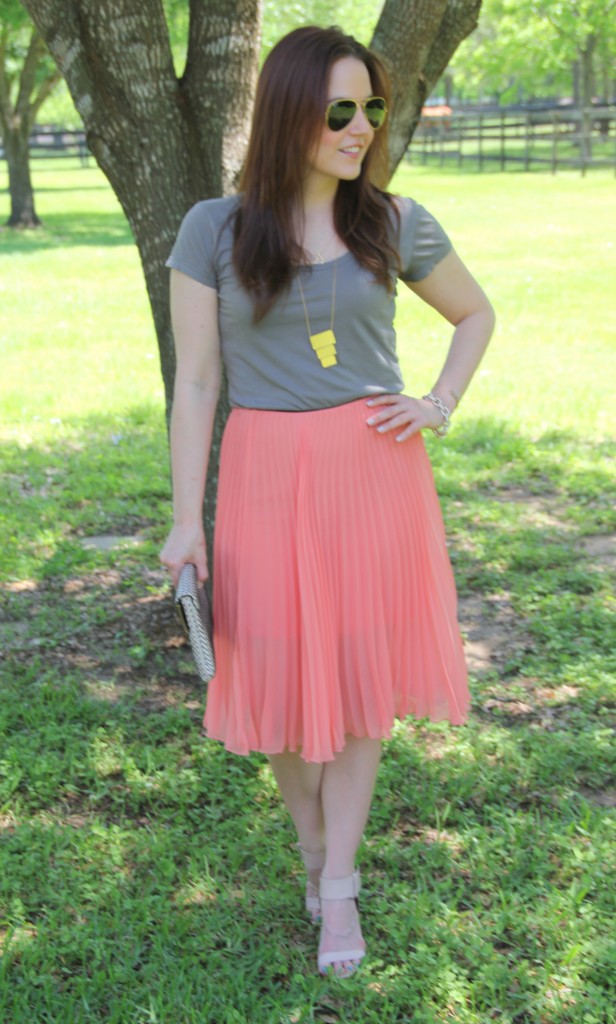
[
  {"xmin": 0, "ymin": 0, "xmax": 60, "ymax": 226},
  {"xmin": 449, "ymin": 0, "xmax": 616, "ymax": 108},
  {"xmin": 530, "ymin": 0, "xmax": 616, "ymax": 160},
  {"xmin": 19, "ymin": 0, "xmax": 482, "ymax": 549}
]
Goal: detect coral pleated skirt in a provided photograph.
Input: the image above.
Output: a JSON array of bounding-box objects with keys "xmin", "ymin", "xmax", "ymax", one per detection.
[{"xmin": 204, "ymin": 397, "xmax": 469, "ymax": 762}]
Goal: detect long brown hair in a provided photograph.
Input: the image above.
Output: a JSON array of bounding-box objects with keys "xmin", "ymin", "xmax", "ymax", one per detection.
[{"xmin": 234, "ymin": 26, "xmax": 399, "ymax": 322}]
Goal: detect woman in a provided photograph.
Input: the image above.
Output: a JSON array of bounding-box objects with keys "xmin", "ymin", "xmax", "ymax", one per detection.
[{"xmin": 160, "ymin": 26, "xmax": 495, "ymax": 977}]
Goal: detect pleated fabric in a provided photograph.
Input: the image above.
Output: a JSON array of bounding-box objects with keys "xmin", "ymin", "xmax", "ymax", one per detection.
[{"xmin": 204, "ymin": 398, "xmax": 469, "ymax": 763}]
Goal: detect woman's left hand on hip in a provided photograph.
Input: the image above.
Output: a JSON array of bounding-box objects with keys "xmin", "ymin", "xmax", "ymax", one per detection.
[{"xmin": 365, "ymin": 393, "xmax": 444, "ymax": 442}]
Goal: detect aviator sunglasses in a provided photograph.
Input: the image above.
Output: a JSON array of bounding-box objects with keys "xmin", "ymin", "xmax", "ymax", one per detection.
[{"xmin": 325, "ymin": 96, "xmax": 388, "ymax": 132}]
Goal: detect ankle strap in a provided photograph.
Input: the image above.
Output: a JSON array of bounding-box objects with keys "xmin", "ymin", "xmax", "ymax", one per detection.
[{"xmin": 319, "ymin": 869, "xmax": 361, "ymax": 901}]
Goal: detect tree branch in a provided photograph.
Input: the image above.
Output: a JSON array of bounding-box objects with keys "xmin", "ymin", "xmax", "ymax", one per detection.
[
  {"xmin": 21, "ymin": 0, "xmax": 176, "ymax": 132},
  {"xmin": 15, "ymin": 28, "xmax": 46, "ymax": 122},
  {"xmin": 423, "ymin": 0, "xmax": 482, "ymax": 88},
  {"xmin": 372, "ymin": 0, "xmax": 450, "ymax": 91},
  {"xmin": 0, "ymin": 25, "xmax": 11, "ymax": 132},
  {"xmin": 30, "ymin": 67, "xmax": 62, "ymax": 121},
  {"xmin": 183, "ymin": 0, "xmax": 262, "ymax": 194},
  {"xmin": 372, "ymin": 0, "xmax": 483, "ymax": 175}
]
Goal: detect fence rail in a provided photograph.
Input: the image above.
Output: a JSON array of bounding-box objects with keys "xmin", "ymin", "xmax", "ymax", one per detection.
[
  {"xmin": 411, "ymin": 107, "xmax": 616, "ymax": 174},
  {"xmin": 2, "ymin": 114, "xmax": 615, "ymax": 175},
  {"xmin": 0, "ymin": 128, "xmax": 89, "ymax": 164}
]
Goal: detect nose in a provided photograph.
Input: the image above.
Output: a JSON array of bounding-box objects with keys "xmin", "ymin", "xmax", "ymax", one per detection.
[{"xmin": 349, "ymin": 105, "xmax": 372, "ymax": 134}]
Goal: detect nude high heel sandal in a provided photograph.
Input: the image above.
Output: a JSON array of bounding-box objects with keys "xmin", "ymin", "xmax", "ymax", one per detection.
[
  {"xmin": 317, "ymin": 869, "xmax": 366, "ymax": 975},
  {"xmin": 297, "ymin": 844, "xmax": 326, "ymax": 922}
]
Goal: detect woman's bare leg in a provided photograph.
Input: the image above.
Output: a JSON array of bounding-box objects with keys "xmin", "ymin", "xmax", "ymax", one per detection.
[
  {"xmin": 268, "ymin": 752, "xmax": 325, "ymax": 918},
  {"xmin": 269, "ymin": 736, "xmax": 382, "ymax": 975},
  {"xmin": 321, "ymin": 735, "xmax": 381, "ymax": 877},
  {"xmin": 319, "ymin": 735, "xmax": 381, "ymax": 974},
  {"xmin": 267, "ymin": 751, "xmax": 325, "ymax": 853}
]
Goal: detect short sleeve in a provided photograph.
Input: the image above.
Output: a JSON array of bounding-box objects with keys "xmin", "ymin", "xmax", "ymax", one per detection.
[
  {"xmin": 165, "ymin": 202, "xmax": 218, "ymax": 288},
  {"xmin": 397, "ymin": 197, "xmax": 452, "ymax": 283}
]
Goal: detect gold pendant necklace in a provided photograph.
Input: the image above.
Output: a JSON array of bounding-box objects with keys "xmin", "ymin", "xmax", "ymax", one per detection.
[
  {"xmin": 305, "ymin": 231, "xmax": 338, "ymax": 265},
  {"xmin": 296, "ymin": 263, "xmax": 337, "ymax": 368}
]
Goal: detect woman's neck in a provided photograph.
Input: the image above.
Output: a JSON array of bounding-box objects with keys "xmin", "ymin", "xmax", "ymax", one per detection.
[
  {"xmin": 294, "ymin": 175, "xmax": 346, "ymax": 262},
  {"xmin": 301, "ymin": 171, "xmax": 338, "ymax": 217}
]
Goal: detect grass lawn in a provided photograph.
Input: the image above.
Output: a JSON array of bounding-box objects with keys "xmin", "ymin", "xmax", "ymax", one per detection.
[{"xmin": 0, "ymin": 160, "xmax": 614, "ymax": 1024}]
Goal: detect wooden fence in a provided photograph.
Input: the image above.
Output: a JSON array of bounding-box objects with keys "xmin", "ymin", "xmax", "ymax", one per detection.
[
  {"xmin": 3, "ymin": 114, "xmax": 615, "ymax": 175},
  {"xmin": 0, "ymin": 128, "xmax": 89, "ymax": 164},
  {"xmin": 411, "ymin": 107, "xmax": 616, "ymax": 174}
]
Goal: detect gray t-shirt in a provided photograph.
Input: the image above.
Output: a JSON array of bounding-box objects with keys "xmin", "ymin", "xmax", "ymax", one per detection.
[{"xmin": 165, "ymin": 194, "xmax": 451, "ymax": 412}]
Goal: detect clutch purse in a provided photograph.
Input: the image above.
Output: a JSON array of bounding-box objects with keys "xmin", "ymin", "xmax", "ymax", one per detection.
[{"xmin": 174, "ymin": 563, "xmax": 216, "ymax": 683}]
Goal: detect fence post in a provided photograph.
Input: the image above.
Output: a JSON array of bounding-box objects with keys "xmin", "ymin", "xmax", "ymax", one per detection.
[
  {"xmin": 500, "ymin": 111, "xmax": 505, "ymax": 171},
  {"xmin": 478, "ymin": 112, "xmax": 483, "ymax": 171},
  {"xmin": 551, "ymin": 111, "xmax": 558, "ymax": 174},
  {"xmin": 433, "ymin": 116, "xmax": 444, "ymax": 165},
  {"xmin": 524, "ymin": 112, "xmax": 531, "ymax": 172}
]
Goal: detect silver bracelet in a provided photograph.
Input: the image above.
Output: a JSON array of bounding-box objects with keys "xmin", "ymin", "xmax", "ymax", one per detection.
[{"xmin": 422, "ymin": 392, "xmax": 451, "ymax": 437}]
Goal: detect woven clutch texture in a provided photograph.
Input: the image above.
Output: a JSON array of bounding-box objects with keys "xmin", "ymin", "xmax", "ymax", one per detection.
[{"xmin": 174, "ymin": 563, "xmax": 216, "ymax": 683}]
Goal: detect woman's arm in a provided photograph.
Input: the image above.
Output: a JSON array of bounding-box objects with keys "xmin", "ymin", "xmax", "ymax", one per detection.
[
  {"xmin": 366, "ymin": 249, "xmax": 495, "ymax": 441},
  {"xmin": 159, "ymin": 269, "xmax": 222, "ymax": 585}
]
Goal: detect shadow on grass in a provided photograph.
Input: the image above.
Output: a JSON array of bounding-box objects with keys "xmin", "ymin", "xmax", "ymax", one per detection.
[
  {"xmin": 0, "ymin": 211, "xmax": 133, "ymax": 251},
  {"xmin": 0, "ymin": 412, "xmax": 614, "ymax": 1021},
  {"xmin": 0, "ymin": 405, "xmax": 169, "ymax": 582}
]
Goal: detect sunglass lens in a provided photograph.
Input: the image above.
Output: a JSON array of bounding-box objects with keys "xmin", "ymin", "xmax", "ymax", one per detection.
[
  {"xmin": 327, "ymin": 100, "xmax": 356, "ymax": 132},
  {"xmin": 365, "ymin": 98, "xmax": 387, "ymax": 130}
]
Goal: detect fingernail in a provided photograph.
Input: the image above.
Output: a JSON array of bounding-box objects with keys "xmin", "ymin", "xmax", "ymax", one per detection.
[
  {"xmin": 366, "ymin": 400, "xmax": 374, "ymax": 407},
  {"xmin": 367, "ymin": 417, "xmax": 375, "ymax": 425},
  {"xmin": 377, "ymin": 425, "xmax": 386, "ymax": 433}
]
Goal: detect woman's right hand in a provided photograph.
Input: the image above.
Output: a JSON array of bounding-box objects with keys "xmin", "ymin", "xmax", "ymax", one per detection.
[{"xmin": 159, "ymin": 522, "xmax": 209, "ymax": 588}]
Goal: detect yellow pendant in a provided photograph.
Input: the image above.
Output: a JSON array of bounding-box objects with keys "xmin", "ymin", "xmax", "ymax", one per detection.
[{"xmin": 309, "ymin": 329, "xmax": 337, "ymax": 368}]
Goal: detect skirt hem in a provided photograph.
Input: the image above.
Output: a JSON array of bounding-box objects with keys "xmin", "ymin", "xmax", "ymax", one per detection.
[{"xmin": 203, "ymin": 705, "xmax": 470, "ymax": 763}]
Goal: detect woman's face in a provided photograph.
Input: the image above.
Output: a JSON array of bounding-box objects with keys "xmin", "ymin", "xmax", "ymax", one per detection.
[{"xmin": 307, "ymin": 56, "xmax": 376, "ymax": 188}]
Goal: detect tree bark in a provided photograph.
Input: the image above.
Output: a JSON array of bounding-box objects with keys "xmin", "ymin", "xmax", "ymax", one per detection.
[
  {"xmin": 3, "ymin": 121, "xmax": 40, "ymax": 226},
  {"xmin": 371, "ymin": 0, "xmax": 482, "ymax": 173},
  {"xmin": 573, "ymin": 60, "xmax": 580, "ymax": 108}
]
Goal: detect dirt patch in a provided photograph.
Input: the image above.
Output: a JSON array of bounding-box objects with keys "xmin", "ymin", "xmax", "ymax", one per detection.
[
  {"xmin": 489, "ymin": 486, "xmax": 577, "ymax": 532},
  {"xmin": 80, "ymin": 534, "xmax": 143, "ymax": 551},
  {"xmin": 579, "ymin": 534, "xmax": 616, "ymax": 573},
  {"xmin": 1, "ymin": 567, "xmax": 203, "ymax": 715},
  {"xmin": 458, "ymin": 591, "xmax": 533, "ymax": 676},
  {"xmin": 578, "ymin": 787, "xmax": 616, "ymax": 808}
]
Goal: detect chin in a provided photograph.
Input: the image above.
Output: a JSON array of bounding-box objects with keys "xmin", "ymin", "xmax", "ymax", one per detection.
[{"xmin": 336, "ymin": 163, "xmax": 363, "ymax": 181}]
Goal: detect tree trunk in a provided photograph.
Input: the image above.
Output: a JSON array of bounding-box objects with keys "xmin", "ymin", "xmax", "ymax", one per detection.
[
  {"xmin": 3, "ymin": 119, "xmax": 40, "ymax": 227},
  {"xmin": 579, "ymin": 35, "xmax": 595, "ymax": 164},
  {"xmin": 372, "ymin": 0, "xmax": 482, "ymax": 173},
  {"xmin": 573, "ymin": 60, "xmax": 580, "ymax": 107},
  {"xmin": 0, "ymin": 26, "xmax": 59, "ymax": 228},
  {"xmin": 21, "ymin": 0, "xmax": 262, "ymax": 556}
]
